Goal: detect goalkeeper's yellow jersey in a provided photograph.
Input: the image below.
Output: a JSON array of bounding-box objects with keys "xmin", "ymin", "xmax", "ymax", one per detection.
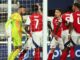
[{"xmin": 5, "ymin": 12, "xmax": 23, "ymax": 46}]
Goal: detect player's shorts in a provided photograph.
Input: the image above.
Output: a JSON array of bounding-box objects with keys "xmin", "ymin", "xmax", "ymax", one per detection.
[
  {"xmin": 50, "ymin": 37, "xmax": 64, "ymax": 50},
  {"xmin": 61, "ymin": 29, "xmax": 69, "ymax": 44},
  {"xmin": 71, "ymin": 30, "xmax": 80, "ymax": 45},
  {"xmin": 23, "ymin": 37, "xmax": 35, "ymax": 50},
  {"xmin": 12, "ymin": 36, "xmax": 22, "ymax": 47},
  {"xmin": 32, "ymin": 31, "xmax": 43, "ymax": 48}
]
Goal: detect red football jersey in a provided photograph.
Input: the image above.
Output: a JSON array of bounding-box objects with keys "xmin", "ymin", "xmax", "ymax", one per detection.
[
  {"xmin": 29, "ymin": 13, "xmax": 43, "ymax": 32},
  {"xmin": 62, "ymin": 12, "xmax": 71, "ymax": 30},
  {"xmin": 73, "ymin": 11, "xmax": 80, "ymax": 33},
  {"xmin": 52, "ymin": 17, "xmax": 62, "ymax": 37}
]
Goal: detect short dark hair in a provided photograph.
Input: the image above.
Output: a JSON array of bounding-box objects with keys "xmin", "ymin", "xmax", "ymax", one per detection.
[
  {"xmin": 73, "ymin": 3, "xmax": 80, "ymax": 9},
  {"xmin": 19, "ymin": 5, "xmax": 26, "ymax": 8},
  {"xmin": 55, "ymin": 8, "xmax": 63, "ymax": 14},
  {"xmin": 32, "ymin": 4, "xmax": 38, "ymax": 12},
  {"xmin": 67, "ymin": 6, "xmax": 73, "ymax": 12}
]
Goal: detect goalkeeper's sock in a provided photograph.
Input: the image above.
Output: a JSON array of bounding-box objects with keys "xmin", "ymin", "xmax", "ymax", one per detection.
[
  {"xmin": 48, "ymin": 51, "xmax": 53, "ymax": 60},
  {"xmin": 9, "ymin": 49, "xmax": 20, "ymax": 60},
  {"xmin": 60, "ymin": 49, "xmax": 69, "ymax": 60},
  {"xmin": 34, "ymin": 48, "xmax": 40, "ymax": 60},
  {"xmin": 70, "ymin": 46, "xmax": 75, "ymax": 60},
  {"xmin": 8, "ymin": 51, "xmax": 14, "ymax": 60},
  {"xmin": 18, "ymin": 50, "xmax": 27, "ymax": 60}
]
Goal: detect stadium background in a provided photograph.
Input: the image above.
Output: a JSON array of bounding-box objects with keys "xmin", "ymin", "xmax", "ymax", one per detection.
[{"xmin": 0, "ymin": 0, "xmax": 80, "ymax": 60}]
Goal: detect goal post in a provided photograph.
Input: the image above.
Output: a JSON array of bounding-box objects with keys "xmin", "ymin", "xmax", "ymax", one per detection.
[
  {"xmin": 7, "ymin": 0, "xmax": 12, "ymax": 57},
  {"xmin": 43, "ymin": 0, "xmax": 48, "ymax": 60}
]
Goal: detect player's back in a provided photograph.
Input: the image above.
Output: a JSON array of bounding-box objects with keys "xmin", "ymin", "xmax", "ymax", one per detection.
[
  {"xmin": 73, "ymin": 11, "xmax": 80, "ymax": 33},
  {"xmin": 62, "ymin": 12, "xmax": 72, "ymax": 30},
  {"xmin": 29, "ymin": 13, "xmax": 43, "ymax": 32},
  {"xmin": 11, "ymin": 12, "xmax": 22, "ymax": 37}
]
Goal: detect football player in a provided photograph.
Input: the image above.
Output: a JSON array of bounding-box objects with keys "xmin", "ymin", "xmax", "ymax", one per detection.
[
  {"xmin": 5, "ymin": 5, "xmax": 26, "ymax": 60},
  {"xmin": 60, "ymin": 7, "xmax": 75, "ymax": 60},
  {"xmin": 48, "ymin": 8, "xmax": 64, "ymax": 60},
  {"xmin": 24, "ymin": 3, "xmax": 43, "ymax": 60},
  {"xmin": 71, "ymin": 3, "xmax": 80, "ymax": 46}
]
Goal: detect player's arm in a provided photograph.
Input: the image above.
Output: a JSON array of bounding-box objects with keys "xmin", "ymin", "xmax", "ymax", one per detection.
[
  {"xmin": 68, "ymin": 14, "xmax": 74, "ymax": 40},
  {"xmin": 48, "ymin": 21, "xmax": 53, "ymax": 32},
  {"xmin": 25, "ymin": 25, "xmax": 30, "ymax": 34},
  {"xmin": 5, "ymin": 18, "xmax": 12, "ymax": 37},
  {"xmin": 25, "ymin": 16, "xmax": 31, "ymax": 38},
  {"xmin": 25, "ymin": 16, "xmax": 30, "ymax": 33},
  {"xmin": 47, "ymin": 17, "xmax": 54, "ymax": 40},
  {"xmin": 55, "ymin": 18, "xmax": 62, "ymax": 35},
  {"xmin": 68, "ymin": 22, "xmax": 73, "ymax": 34},
  {"xmin": 36, "ymin": 3, "xmax": 42, "ymax": 15},
  {"xmin": 5, "ymin": 19, "xmax": 12, "ymax": 29}
]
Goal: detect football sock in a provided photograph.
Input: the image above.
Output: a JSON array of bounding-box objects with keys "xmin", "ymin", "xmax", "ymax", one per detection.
[
  {"xmin": 34, "ymin": 48, "xmax": 40, "ymax": 60},
  {"xmin": 18, "ymin": 50, "xmax": 27, "ymax": 60},
  {"xmin": 8, "ymin": 49, "xmax": 20, "ymax": 60},
  {"xmin": 60, "ymin": 49, "xmax": 69, "ymax": 60},
  {"xmin": 48, "ymin": 51, "xmax": 54, "ymax": 60},
  {"xmin": 70, "ymin": 46, "xmax": 75, "ymax": 60}
]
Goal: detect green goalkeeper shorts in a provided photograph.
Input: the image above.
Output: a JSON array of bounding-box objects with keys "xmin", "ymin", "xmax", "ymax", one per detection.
[{"xmin": 12, "ymin": 36, "xmax": 22, "ymax": 47}]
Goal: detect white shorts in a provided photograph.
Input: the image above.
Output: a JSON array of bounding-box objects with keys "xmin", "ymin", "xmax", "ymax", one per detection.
[
  {"xmin": 61, "ymin": 29, "xmax": 69, "ymax": 44},
  {"xmin": 32, "ymin": 31, "xmax": 43, "ymax": 48},
  {"xmin": 50, "ymin": 37, "xmax": 64, "ymax": 50},
  {"xmin": 23, "ymin": 37, "xmax": 35, "ymax": 50},
  {"xmin": 71, "ymin": 30, "xmax": 80, "ymax": 45}
]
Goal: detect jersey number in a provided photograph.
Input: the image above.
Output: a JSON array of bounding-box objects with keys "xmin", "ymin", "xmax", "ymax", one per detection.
[
  {"xmin": 77, "ymin": 14, "xmax": 80, "ymax": 24},
  {"xmin": 65, "ymin": 14, "xmax": 71, "ymax": 23},
  {"xmin": 34, "ymin": 16, "xmax": 39, "ymax": 29}
]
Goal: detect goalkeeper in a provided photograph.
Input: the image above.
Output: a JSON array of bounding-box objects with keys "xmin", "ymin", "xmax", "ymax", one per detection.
[{"xmin": 5, "ymin": 5, "xmax": 26, "ymax": 60}]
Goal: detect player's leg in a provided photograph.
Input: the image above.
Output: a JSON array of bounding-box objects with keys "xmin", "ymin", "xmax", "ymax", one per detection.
[
  {"xmin": 69, "ymin": 30, "xmax": 77, "ymax": 60},
  {"xmin": 60, "ymin": 31, "xmax": 70, "ymax": 60},
  {"xmin": 77, "ymin": 34, "xmax": 80, "ymax": 45},
  {"xmin": 59, "ymin": 34, "xmax": 69, "ymax": 60},
  {"xmin": 18, "ymin": 49, "xmax": 27, "ymax": 60},
  {"xmin": 34, "ymin": 48, "xmax": 41, "ymax": 60},
  {"xmin": 8, "ymin": 46, "xmax": 21, "ymax": 60},
  {"xmin": 32, "ymin": 32, "xmax": 41, "ymax": 60},
  {"xmin": 58, "ymin": 37, "xmax": 68, "ymax": 60},
  {"xmin": 71, "ymin": 30, "xmax": 78, "ymax": 45},
  {"xmin": 70, "ymin": 46, "xmax": 75, "ymax": 60},
  {"xmin": 10, "ymin": 47, "xmax": 21, "ymax": 60},
  {"xmin": 48, "ymin": 37, "xmax": 57, "ymax": 60},
  {"xmin": 70, "ymin": 32, "xmax": 80, "ymax": 60},
  {"xmin": 18, "ymin": 37, "xmax": 33, "ymax": 60},
  {"xmin": 60, "ymin": 47, "xmax": 70, "ymax": 60},
  {"xmin": 8, "ymin": 50, "xmax": 14, "ymax": 60},
  {"xmin": 62, "ymin": 30, "xmax": 69, "ymax": 44},
  {"xmin": 8, "ymin": 36, "xmax": 22, "ymax": 60}
]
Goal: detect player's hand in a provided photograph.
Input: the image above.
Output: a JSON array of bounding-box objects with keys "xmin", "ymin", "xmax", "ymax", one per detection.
[
  {"xmin": 51, "ymin": 32, "xmax": 55, "ymax": 37},
  {"xmin": 55, "ymin": 35, "xmax": 58, "ymax": 40},
  {"xmin": 36, "ymin": 3, "xmax": 41, "ymax": 8}
]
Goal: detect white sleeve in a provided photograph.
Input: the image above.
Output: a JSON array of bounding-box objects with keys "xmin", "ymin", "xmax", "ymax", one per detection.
[
  {"xmin": 48, "ymin": 17, "xmax": 54, "ymax": 30},
  {"xmin": 48, "ymin": 17, "xmax": 53, "ymax": 21},
  {"xmin": 69, "ymin": 13, "xmax": 74, "ymax": 23},
  {"xmin": 25, "ymin": 16, "xmax": 31, "ymax": 25},
  {"xmin": 51, "ymin": 17, "xmax": 54, "ymax": 30},
  {"xmin": 51, "ymin": 20, "xmax": 54, "ymax": 30},
  {"xmin": 5, "ymin": 24, "xmax": 11, "ymax": 37}
]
